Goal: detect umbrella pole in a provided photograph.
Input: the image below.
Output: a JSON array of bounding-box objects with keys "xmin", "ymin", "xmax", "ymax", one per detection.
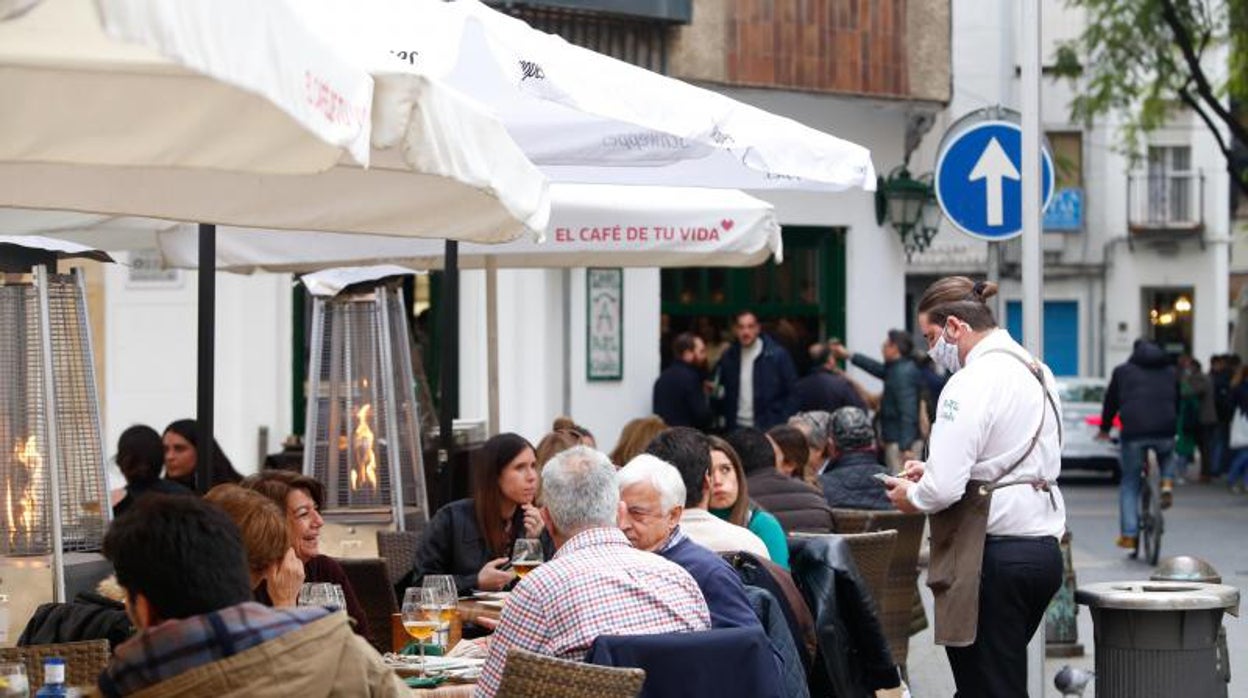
[
  {"xmin": 438, "ymin": 240, "xmax": 459, "ymax": 507},
  {"xmin": 486, "ymin": 256, "xmax": 499, "ymax": 436},
  {"xmin": 195, "ymin": 223, "xmax": 216, "ymax": 493}
]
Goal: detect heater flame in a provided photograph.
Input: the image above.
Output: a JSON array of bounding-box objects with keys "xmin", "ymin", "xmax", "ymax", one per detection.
[
  {"xmin": 7, "ymin": 436, "xmax": 42, "ymax": 547},
  {"xmin": 350, "ymin": 404, "xmax": 379, "ymax": 491}
]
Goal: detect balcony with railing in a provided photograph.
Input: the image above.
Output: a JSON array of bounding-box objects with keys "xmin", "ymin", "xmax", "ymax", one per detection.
[{"xmin": 1126, "ymin": 171, "xmax": 1205, "ymax": 247}]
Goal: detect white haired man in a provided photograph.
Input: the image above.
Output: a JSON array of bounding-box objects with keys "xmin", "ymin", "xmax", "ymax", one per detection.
[
  {"xmin": 618, "ymin": 455, "xmax": 761, "ymax": 630},
  {"xmin": 475, "ymin": 447, "xmax": 710, "ymax": 698}
]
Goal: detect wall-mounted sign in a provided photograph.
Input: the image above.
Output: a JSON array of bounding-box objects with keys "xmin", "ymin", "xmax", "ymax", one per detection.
[
  {"xmin": 587, "ymin": 267, "xmax": 623, "ymax": 381},
  {"xmin": 1043, "ymin": 187, "xmax": 1083, "ymax": 231},
  {"xmin": 127, "ymin": 249, "xmax": 182, "ymax": 287}
]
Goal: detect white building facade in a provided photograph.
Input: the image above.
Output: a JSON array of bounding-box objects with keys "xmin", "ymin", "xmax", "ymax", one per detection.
[{"xmin": 906, "ymin": 0, "xmax": 1231, "ymax": 377}]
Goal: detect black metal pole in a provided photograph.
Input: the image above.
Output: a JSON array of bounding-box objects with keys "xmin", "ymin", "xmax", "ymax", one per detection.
[
  {"xmin": 438, "ymin": 240, "xmax": 459, "ymax": 506},
  {"xmin": 195, "ymin": 223, "xmax": 216, "ymax": 494}
]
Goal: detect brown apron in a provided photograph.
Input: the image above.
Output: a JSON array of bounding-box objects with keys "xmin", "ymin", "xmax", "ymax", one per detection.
[{"xmin": 926, "ymin": 350, "xmax": 1061, "ymax": 647}]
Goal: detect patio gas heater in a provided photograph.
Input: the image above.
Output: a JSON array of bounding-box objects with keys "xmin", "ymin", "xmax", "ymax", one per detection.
[
  {"xmin": 302, "ymin": 270, "xmax": 429, "ymax": 558},
  {"xmin": 0, "ymin": 238, "xmax": 112, "ymax": 644}
]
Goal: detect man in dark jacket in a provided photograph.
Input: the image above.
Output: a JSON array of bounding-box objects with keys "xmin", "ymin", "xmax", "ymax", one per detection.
[
  {"xmin": 818, "ymin": 407, "xmax": 892, "ymax": 510},
  {"xmin": 726, "ymin": 429, "xmax": 833, "ymax": 533},
  {"xmin": 652, "ymin": 332, "xmax": 713, "ymax": 429},
  {"xmin": 831, "ymin": 330, "xmax": 922, "ymax": 472},
  {"xmin": 793, "ymin": 344, "xmax": 867, "ymax": 414},
  {"xmin": 715, "ymin": 310, "xmax": 799, "ymax": 432},
  {"xmin": 1098, "ymin": 338, "xmax": 1178, "ymax": 550}
]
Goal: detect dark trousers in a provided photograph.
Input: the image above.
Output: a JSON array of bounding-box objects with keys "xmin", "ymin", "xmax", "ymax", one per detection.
[{"xmin": 946, "ymin": 536, "xmax": 1063, "ymax": 698}]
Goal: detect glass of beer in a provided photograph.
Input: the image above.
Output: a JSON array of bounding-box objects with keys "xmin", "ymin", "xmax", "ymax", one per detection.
[
  {"xmin": 421, "ymin": 575, "xmax": 458, "ymax": 648},
  {"xmin": 401, "ymin": 587, "xmax": 441, "ymax": 676},
  {"xmin": 510, "ymin": 538, "xmax": 544, "ymax": 579}
]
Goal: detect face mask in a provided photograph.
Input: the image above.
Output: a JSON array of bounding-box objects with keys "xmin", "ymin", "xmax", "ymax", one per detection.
[{"xmin": 931, "ymin": 334, "xmax": 962, "ymax": 374}]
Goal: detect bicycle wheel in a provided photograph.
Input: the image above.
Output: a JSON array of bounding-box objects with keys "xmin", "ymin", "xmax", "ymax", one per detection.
[
  {"xmin": 1136, "ymin": 484, "xmax": 1151, "ymax": 561},
  {"xmin": 1140, "ymin": 471, "xmax": 1163, "ymax": 566}
]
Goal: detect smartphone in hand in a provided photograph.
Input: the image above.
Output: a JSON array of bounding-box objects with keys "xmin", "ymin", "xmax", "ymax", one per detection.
[{"xmin": 873, "ymin": 473, "xmax": 892, "ymax": 485}]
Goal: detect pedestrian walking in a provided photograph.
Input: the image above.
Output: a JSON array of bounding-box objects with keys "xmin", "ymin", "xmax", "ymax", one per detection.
[
  {"xmin": 713, "ymin": 310, "xmax": 798, "ymax": 431},
  {"xmin": 883, "ymin": 276, "xmax": 1065, "ymax": 698},
  {"xmin": 1097, "ymin": 338, "xmax": 1179, "ymax": 549}
]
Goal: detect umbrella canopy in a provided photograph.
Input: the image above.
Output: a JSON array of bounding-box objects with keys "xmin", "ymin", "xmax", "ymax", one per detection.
[
  {"xmin": 155, "ymin": 184, "xmax": 783, "ymax": 272},
  {"xmin": 102, "ymin": 0, "xmax": 876, "ymax": 193},
  {"xmin": 0, "ymin": 0, "xmax": 550, "ymax": 241}
]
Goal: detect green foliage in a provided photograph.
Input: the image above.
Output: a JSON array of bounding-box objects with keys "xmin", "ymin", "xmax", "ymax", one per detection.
[{"xmin": 1055, "ymin": 0, "xmax": 1248, "ymax": 193}]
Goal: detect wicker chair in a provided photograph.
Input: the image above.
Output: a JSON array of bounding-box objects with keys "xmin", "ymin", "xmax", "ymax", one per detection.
[
  {"xmin": 339, "ymin": 557, "xmax": 400, "ymax": 654},
  {"xmin": 497, "ymin": 648, "xmax": 645, "ymax": 698},
  {"xmin": 831, "ymin": 509, "xmax": 926, "ymax": 670},
  {"xmin": 376, "ymin": 529, "xmax": 422, "ymax": 587},
  {"xmin": 838, "ymin": 530, "xmax": 897, "ymax": 614},
  {"xmin": 0, "ymin": 639, "xmax": 110, "ymax": 688}
]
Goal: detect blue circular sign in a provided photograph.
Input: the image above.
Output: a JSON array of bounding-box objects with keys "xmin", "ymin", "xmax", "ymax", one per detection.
[{"xmin": 935, "ymin": 120, "xmax": 1054, "ymax": 241}]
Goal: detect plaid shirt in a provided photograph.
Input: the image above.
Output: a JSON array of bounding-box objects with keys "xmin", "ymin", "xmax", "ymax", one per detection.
[
  {"xmin": 475, "ymin": 527, "xmax": 711, "ymax": 698},
  {"xmin": 99, "ymin": 602, "xmax": 329, "ymax": 697}
]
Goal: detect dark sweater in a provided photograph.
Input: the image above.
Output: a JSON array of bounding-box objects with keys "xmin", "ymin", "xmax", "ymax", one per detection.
[
  {"xmin": 793, "ymin": 369, "xmax": 866, "ymax": 414},
  {"xmin": 1101, "ymin": 341, "xmax": 1177, "ymax": 440},
  {"xmin": 745, "ymin": 470, "xmax": 834, "ymax": 534},
  {"xmin": 653, "ymin": 360, "xmax": 713, "ymax": 430},
  {"xmin": 113, "ymin": 478, "xmax": 194, "ymax": 518},
  {"xmin": 254, "ymin": 554, "xmax": 369, "ymax": 638},
  {"xmin": 818, "ymin": 451, "xmax": 892, "ymax": 511},
  {"xmin": 660, "ymin": 534, "xmax": 762, "ymax": 631}
]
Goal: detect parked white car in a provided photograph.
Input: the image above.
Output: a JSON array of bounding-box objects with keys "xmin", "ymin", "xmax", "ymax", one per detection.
[{"xmin": 1057, "ymin": 377, "xmax": 1121, "ymax": 480}]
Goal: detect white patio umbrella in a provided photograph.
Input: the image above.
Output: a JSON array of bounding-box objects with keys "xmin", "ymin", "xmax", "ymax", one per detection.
[
  {"xmin": 153, "ymin": 184, "xmax": 783, "ymax": 272},
  {"xmin": 0, "ymin": 0, "xmax": 549, "ymax": 240},
  {"xmin": 102, "ymin": 0, "xmax": 877, "ymax": 193},
  {"xmin": 0, "ymin": 0, "xmax": 554, "ymax": 497}
]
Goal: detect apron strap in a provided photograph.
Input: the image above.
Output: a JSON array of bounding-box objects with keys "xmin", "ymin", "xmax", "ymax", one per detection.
[{"xmin": 977, "ymin": 349, "xmax": 1061, "ymax": 510}]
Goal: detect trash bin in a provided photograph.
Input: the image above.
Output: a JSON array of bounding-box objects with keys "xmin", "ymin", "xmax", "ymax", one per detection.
[{"xmin": 1076, "ymin": 581, "xmax": 1240, "ymax": 698}]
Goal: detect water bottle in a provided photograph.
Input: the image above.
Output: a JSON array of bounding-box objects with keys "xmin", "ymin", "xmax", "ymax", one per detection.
[{"xmin": 33, "ymin": 659, "xmax": 66, "ymax": 697}]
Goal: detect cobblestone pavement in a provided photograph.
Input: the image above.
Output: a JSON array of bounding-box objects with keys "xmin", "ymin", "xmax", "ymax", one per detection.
[{"xmin": 902, "ymin": 472, "xmax": 1247, "ymax": 697}]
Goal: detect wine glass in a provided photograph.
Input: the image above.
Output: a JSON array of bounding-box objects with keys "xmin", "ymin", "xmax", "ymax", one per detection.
[
  {"xmin": 297, "ymin": 582, "xmax": 331, "ymax": 607},
  {"xmin": 0, "ymin": 663, "xmax": 28, "ymax": 698},
  {"xmin": 421, "ymin": 575, "xmax": 458, "ymax": 646},
  {"xmin": 510, "ymin": 538, "xmax": 544, "ymax": 580},
  {"xmin": 401, "ymin": 587, "xmax": 441, "ymax": 676}
]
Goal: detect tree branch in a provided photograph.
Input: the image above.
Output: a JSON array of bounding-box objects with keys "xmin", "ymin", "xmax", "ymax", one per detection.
[
  {"xmin": 1177, "ymin": 87, "xmax": 1248, "ymax": 199},
  {"xmin": 1159, "ymin": 0, "xmax": 1248, "ymax": 148}
]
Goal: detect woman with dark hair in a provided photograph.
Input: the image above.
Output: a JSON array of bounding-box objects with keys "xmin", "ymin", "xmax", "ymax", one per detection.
[
  {"xmin": 403, "ymin": 432, "xmax": 550, "ymax": 595},
  {"xmin": 884, "ymin": 276, "xmax": 1065, "ymax": 696},
  {"xmin": 705, "ymin": 436, "xmax": 789, "ymax": 569},
  {"xmin": 162, "ymin": 419, "xmax": 244, "ymax": 490},
  {"xmin": 241, "ymin": 470, "xmax": 369, "ymax": 637},
  {"xmin": 112, "ymin": 425, "xmax": 192, "ymax": 517},
  {"xmin": 767, "ymin": 424, "xmax": 813, "ymax": 485}
]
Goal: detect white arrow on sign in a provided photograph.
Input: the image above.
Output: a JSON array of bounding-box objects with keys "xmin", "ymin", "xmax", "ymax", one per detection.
[{"xmin": 968, "ymin": 137, "xmax": 1021, "ymax": 226}]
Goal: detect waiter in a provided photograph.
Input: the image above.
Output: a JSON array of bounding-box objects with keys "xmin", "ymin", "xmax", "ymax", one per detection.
[{"xmin": 884, "ymin": 276, "xmax": 1066, "ymax": 697}]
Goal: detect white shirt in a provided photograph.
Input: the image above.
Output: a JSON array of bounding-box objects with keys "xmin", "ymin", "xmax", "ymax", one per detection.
[
  {"xmin": 907, "ymin": 329, "xmax": 1067, "ymax": 538},
  {"xmin": 679, "ymin": 508, "xmax": 771, "ymax": 559},
  {"xmin": 737, "ymin": 340, "xmax": 763, "ymax": 427}
]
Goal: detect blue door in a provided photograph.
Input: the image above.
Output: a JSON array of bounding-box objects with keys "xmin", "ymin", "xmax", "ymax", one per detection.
[{"xmin": 1006, "ymin": 301, "xmax": 1079, "ymax": 376}]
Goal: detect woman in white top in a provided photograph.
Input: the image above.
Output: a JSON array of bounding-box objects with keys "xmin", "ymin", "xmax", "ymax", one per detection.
[{"xmin": 885, "ymin": 277, "xmax": 1066, "ymax": 698}]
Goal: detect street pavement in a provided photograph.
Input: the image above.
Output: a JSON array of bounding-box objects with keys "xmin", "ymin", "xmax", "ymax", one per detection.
[{"xmin": 902, "ymin": 472, "xmax": 1247, "ymax": 697}]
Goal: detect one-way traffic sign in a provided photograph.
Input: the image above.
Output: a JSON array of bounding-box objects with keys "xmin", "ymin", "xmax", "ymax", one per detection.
[{"xmin": 935, "ymin": 120, "xmax": 1053, "ymax": 241}]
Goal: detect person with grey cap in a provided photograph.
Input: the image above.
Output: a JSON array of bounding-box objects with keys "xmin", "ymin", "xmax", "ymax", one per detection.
[
  {"xmin": 830, "ymin": 329, "xmax": 923, "ymax": 472},
  {"xmin": 818, "ymin": 407, "xmax": 892, "ymax": 510}
]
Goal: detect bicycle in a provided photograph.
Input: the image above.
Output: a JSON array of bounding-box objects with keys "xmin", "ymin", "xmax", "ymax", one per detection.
[{"xmin": 1133, "ymin": 447, "xmax": 1164, "ymax": 565}]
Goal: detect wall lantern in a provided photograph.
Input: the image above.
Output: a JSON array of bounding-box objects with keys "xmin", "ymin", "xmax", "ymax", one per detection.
[{"xmin": 875, "ymin": 165, "xmax": 940, "ymax": 260}]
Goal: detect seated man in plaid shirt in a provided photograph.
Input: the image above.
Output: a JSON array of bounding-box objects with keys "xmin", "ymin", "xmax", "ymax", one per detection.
[
  {"xmin": 476, "ymin": 446, "xmax": 711, "ymax": 697},
  {"xmin": 97, "ymin": 495, "xmax": 405, "ymax": 697}
]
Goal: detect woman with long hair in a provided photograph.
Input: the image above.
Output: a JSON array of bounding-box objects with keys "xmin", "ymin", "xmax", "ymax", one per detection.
[
  {"xmin": 404, "ymin": 432, "xmax": 550, "ymax": 594},
  {"xmin": 704, "ymin": 436, "xmax": 789, "ymax": 569},
  {"xmin": 162, "ymin": 419, "xmax": 244, "ymax": 491}
]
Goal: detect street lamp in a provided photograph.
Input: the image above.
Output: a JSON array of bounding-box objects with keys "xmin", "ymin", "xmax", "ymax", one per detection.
[{"xmin": 875, "ymin": 165, "xmax": 940, "ymax": 260}]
